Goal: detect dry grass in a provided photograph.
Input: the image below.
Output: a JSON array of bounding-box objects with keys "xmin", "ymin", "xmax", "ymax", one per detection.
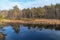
[{"xmin": 2, "ymin": 19, "xmax": 60, "ymax": 25}]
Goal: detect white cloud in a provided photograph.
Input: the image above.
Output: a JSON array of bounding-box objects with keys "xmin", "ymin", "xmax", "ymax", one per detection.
[{"xmin": 0, "ymin": 0, "xmax": 60, "ymax": 10}]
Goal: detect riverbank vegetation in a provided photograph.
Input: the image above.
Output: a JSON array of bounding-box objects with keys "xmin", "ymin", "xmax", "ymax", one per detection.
[
  {"xmin": 0, "ymin": 14, "xmax": 4, "ymax": 20},
  {"xmin": 0, "ymin": 4, "xmax": 60, "ymax": 20}
]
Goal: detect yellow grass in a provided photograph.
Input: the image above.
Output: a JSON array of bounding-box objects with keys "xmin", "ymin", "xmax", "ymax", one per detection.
[{"xmin": 2, "ymin": 19, "xmax": 60, "ymax": 25}]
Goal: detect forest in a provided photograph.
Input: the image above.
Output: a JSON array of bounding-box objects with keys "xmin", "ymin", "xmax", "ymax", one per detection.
[{"xmin": 0, "ymin": 4, "xmax": 60, "ymax": 20}]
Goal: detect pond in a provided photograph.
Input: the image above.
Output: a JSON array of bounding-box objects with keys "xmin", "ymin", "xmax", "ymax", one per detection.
[{"xmin": 0, "ymin": 23, "xmax": 60, "ymax": 40}]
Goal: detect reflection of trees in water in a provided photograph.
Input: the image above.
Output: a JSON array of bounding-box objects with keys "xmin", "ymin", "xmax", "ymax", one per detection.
[
  {"xmin": 55, "ymin": 25, "xmax": 60, "ymax": 31},
  {"xmin": 9, "ymin": 23, "xmax": 20, "ymax": 34},
  {"xmin": 13, "ymin": 25, "xmax": 20, "ymax": 34},
  {"xmin": 23, "ymin": 24, "xmax": 37, "ymax": 29},
  {"xmin": 0, "ymin": 23, "xmax": 21, "ymax": 34},
  {"xmin": 0, "ymin": 23, "xmax": 6, "ymax": 32},
  {"xmin": 23, "ymin": 24, "xmax": 60, "ymax": 31},
  {"xmin": 0, "ymin": 23, "xmax": 4, "ymax": 29},
  {"xmin": 44, "ymin": 25, "xmax": 56, "ymax": 30},
  {"xmin": 1, "ymin": 22, "xmax": 60, "ymax": 33}
]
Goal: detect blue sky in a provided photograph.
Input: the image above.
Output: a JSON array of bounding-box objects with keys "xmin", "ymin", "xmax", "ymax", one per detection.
[{"xmin": 0, "ymin": 0, "xmax": 60, "ymax": 10}]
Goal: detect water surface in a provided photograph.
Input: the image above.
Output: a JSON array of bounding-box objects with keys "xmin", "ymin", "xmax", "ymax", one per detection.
[{"xmin": 0, "ymin": 23, "xmax": 60, "ymax": 40}]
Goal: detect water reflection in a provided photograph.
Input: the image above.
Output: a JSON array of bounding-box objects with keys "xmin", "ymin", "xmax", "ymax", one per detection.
[
  {"xmin": 10, "ymin": 23, "xmax": 20, "ymax": 34},
  {"xmin": 23, "ymin": 24, "xmax": 60, "ymax": 30},
  {"xmin": 0, "ymin": 23, "xmax": 60, "ymax": 40},
  {"xmin": 55, "ymin": 25, "xmax": 60, "ymax": 30},
  {"xmin": 1, "ymin": 23, "xmax": 60, "ymax": 32}
]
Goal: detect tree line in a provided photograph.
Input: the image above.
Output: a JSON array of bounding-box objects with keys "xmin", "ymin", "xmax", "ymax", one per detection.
[{"xmin": 0, "ymin": 4, "xmax": 60, "ymax": 19}]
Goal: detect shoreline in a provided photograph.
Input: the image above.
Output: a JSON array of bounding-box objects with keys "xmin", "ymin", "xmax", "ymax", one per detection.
[{"xmin": 1, "ymin": 19, "xmax": 60, "ymax": 25}]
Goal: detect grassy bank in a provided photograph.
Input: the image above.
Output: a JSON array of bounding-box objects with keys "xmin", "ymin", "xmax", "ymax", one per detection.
[{"xmin": 2, "ymin": 19, "xmax": 60, "ymax": 25}]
